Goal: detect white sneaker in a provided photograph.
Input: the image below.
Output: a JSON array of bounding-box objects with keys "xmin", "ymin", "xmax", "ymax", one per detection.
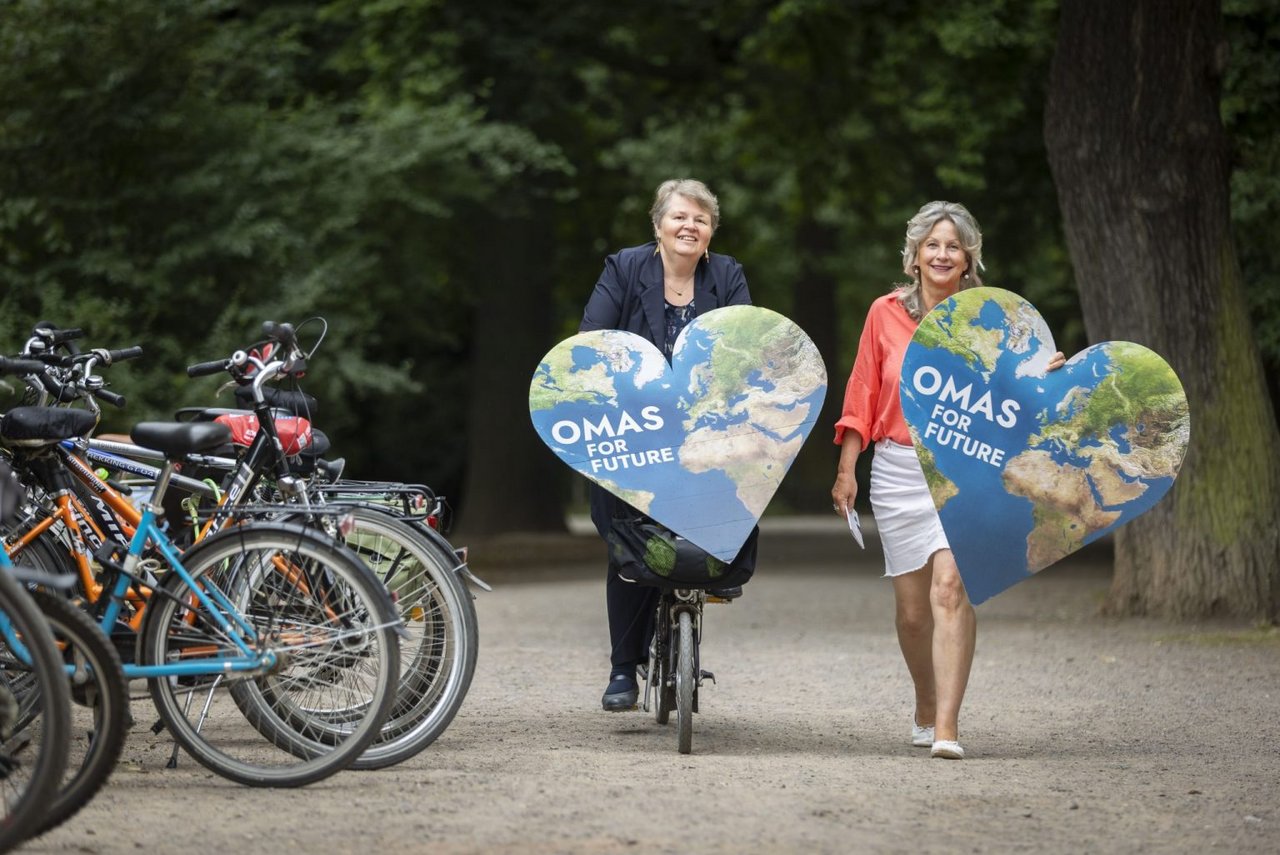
[
  {"xmin": 911, "ymin": 719, "xmax": 934, "ymax": 748},
  {"xmin": 931, "ymin": 740, "xmax": 965, "ymax": 759}
]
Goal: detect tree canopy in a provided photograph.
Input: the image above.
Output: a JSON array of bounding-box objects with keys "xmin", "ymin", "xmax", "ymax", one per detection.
[{"xmin": 1, "ymin": 0, "xmax": 1276, "ymax": 615}]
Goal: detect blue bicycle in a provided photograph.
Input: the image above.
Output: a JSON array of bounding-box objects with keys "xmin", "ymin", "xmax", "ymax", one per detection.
[
  {"xmin": 2, "ymin": 399, "xmax": 404, "ymax": 787},
  {"xmin": 0, "ymin": 437, "xmax": 72, "ymax": 846}
]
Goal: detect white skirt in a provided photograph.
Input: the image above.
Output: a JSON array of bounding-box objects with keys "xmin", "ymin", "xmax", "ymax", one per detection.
[{"xmin": 869, "ymin": 439, "xmax": 950, "ymax": 577}]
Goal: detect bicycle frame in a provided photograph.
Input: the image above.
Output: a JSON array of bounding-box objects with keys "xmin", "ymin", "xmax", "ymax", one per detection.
[
  {"xmin": 102, "ymin": 504, "xmax": 276, "ymax": 680},
  {"xmin": 3, "ymin": 456, "xmax": 278, "ymax": 680}
]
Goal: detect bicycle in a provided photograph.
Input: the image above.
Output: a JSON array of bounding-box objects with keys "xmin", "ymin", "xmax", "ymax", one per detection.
[
  {"xmin": 609, "ymin": 515, "xmax": 757, "ymax": 756},
  {"xmin": 642, "ymin": 587, "xmax": 726, "ymax": 755},
  {"xmin": 2, "ymin": 404, "xmax": 405, "ymax": 786},
  {"xmin": 12, "ymin": 321, "xmax": 478, "ymax": 770},
  {"xmin": 0, "ymin": 445, "xmax": 72, "ymax": 847}
]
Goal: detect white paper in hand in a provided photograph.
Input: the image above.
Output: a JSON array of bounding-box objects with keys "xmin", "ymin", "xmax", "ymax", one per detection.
[{"xmin": 846, "ymin": 507, "xmax": 864, "ymax": 549}]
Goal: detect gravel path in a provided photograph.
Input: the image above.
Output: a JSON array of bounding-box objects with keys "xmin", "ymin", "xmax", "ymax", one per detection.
[{"xmin": 27, "ymin": 529, "xmax": 1280, "ymax": 854}]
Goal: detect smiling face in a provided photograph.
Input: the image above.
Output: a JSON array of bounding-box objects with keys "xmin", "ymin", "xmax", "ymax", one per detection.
[
  {"xmin": 655, "ymin": 194, "xmax": 713, "ymax": 262},
  {"xmin": 915, "ymin": 218, "xmax": 968, "ymax": 294}
]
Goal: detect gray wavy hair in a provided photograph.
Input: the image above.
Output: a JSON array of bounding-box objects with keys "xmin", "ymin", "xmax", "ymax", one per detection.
[
  {"xmin": 650, "ymin": 178, "xmax": 721, "ymax": 235},
  {"xmin": 895, "ymin": 200, "xmax": 984, "ymax": 320}
]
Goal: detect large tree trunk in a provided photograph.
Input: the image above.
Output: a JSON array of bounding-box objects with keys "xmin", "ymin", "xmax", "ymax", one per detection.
[
  {"xmin": 1045, "ymin": 0, "xmax": 1280, "ymax": 620},
  {"xmin": 778, "ymin": 214, "xmax": 842, "ymax": 513},
  {"xmin": 457, "ymin": 209, "xmax": 568, "ymax": 536}
]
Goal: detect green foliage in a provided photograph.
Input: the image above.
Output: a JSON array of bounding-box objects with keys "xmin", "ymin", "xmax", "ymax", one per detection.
[
  {"xmin": 1223, "ymin": 0, "xmax": 1280, "ymax": 409},
  {"xmin": 0, "ymin": 0, "xmax": 1274, "ymax": 522},
  {"xmin": 0, "ymin": 0, "xmax": 566, "ymax": 492}
]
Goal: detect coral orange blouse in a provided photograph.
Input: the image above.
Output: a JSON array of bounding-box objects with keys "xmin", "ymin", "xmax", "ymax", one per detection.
[{"xmin": 833, "ymin": 292, "xmax": 918, "ymax": 449}]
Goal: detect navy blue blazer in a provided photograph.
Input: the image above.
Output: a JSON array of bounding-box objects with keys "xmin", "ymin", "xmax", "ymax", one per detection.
[
  {"xmin": 578, "ymin": 241, "xmax": 753, "ymax": 539},
  {"xmin": 579, "ymin": 242, "xmax": 751, "ymax": 349}
]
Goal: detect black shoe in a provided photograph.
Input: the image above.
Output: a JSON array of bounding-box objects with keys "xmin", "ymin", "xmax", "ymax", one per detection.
[
  {"xmin": 601, "ymin": 672, "xmax": 638, "ymax": 712},
  {"xmin": 707, "ymin": 585, "xmax": 742, "ymax": 600}
]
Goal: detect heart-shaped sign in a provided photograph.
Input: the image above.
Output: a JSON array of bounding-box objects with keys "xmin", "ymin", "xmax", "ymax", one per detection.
[
  {"xmin": 899, "ymin": 287, "xmax": 1190, "ymax": 604},
  {"xmin": 530, "ymin": 305, "xmax": 827, "ymax": 559}
]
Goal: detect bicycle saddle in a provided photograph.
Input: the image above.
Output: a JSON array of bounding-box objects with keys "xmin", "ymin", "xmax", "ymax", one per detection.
[
  {"xmin": 130, "ymin": 422, "xmax": 233, "ymax": 457},
  {"xmin": 0, "ymin": 406, "xmax": 98, "ymax": 444}
]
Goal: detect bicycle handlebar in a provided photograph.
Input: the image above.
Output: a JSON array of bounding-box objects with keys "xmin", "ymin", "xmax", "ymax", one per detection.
[
  {"xmin": 31, "ymin": 352, "xmax": 75, "ymax": 367},
  {"xmin": 93, "ymin": 388, "xmax": 127, "ymax": 408},
  {"xmin": 31, "ymin": 325, "xmax": 85, "ymax": 346},
  {"xmin": 0, "ymin": 356, "xmax": 49, "ymax": 375},
  {"xmin": 92, "ymin": 346, "xmax": 144, "ymax": 366},
  {"xmin": 187, "ymin": 358, "xmax": 231, "ymax": 378}
]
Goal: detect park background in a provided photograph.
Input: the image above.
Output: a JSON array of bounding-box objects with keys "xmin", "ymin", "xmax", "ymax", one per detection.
[{"xmin": 1, "ymin": 0, "xmax": 1275, "ymax": 622}]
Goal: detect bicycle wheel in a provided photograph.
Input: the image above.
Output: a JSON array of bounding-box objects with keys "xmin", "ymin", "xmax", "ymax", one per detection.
[
  {"xmin": 28, "ymin": 591, "xmax": 129, "ymax": 837},
  {"xmin": 0, "ymin": 570, "xmax": 71, "ymax": 849},
  {"xmin": 141, "ymin": 522, "xmax": 400, "ymax": 787},
  {"xmin": 329, "ymin": 507, "xmax": 477, "ymax": 770},
  {"xmin": 3, "ymin": 535, "xmax": 78, "ymax": 586},
  {"xmin": 675, "ymin": 610, "xmax": 695, "ymax": 755}
]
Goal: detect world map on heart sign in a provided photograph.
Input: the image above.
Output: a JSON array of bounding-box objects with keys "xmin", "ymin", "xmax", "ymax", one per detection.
[
  {"xmin": 530, "ymin": 305, "xmax": 827, "ymax": 560},
  {"xmin": 899, "ymin": 287, "xmax": 1191, "ymax": 604}
]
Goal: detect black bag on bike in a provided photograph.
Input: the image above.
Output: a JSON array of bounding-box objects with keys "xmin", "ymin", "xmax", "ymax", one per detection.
[{"xmin": 607, "ymin": 514, "xmax": 757, "ymax": 590}]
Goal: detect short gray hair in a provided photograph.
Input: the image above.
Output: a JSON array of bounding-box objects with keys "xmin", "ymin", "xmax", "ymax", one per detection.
[
  {"xmin": 650, "ymin": 179, "xmax": 721, "ymax": 234},
  {"xmin": 895, "ymin": 200, "xmax": 984, "ymax": 320}
]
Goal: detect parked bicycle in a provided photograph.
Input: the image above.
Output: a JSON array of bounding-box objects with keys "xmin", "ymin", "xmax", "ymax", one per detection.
[
  {"xmin": 0, "ymin": 341, "xmax": 405, "ymax": 787},
  {"xmin": 0, "ymin": 417, "xmax": 73, "ymax": 847},
  {"xmin": 9, "ymin": 320, "xmax": 479, "ymax": 771}
]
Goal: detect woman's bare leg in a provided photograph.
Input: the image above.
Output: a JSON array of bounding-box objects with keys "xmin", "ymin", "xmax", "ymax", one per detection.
[
  {"xmin": 928, "ymin": 549, "xmax": 975, "ymax": 743},
  {"xmin": 891, "ymin": 566, "xmax": 937, "ymax": 728}
]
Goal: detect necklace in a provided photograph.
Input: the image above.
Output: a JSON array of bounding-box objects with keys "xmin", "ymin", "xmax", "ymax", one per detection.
[{"xmin": 666, "ymin": 273, "xmax": 695, "ymax": 298}]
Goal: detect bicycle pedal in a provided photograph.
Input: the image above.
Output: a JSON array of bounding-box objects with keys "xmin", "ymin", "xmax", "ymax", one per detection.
[
  {"xmin": 150, "ymin": 718, "xmax": 167, "ymax": 735},
  {"xmin": 699, "ymin": 669, "xmax": 715, "ymax": 683},
  {"xmin": 705, "ymin": 595, "xmax": 734, "ymax": 604}
]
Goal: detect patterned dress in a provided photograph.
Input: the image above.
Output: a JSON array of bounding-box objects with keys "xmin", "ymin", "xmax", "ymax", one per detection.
[{"xmin": 663, "ymin": 299, "xmax": 696, "ymax": 361}]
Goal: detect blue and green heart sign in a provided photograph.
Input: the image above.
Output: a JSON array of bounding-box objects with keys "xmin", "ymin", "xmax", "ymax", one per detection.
[
  {"xmin": 900, "ymin": 287, "xmax": 1191, "ymax": 604},
  {"xmin": 530, "ymin": 305, "xmax": 827, "ymax": 560}
]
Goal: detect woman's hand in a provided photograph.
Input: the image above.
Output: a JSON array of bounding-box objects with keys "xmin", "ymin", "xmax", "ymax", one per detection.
[
  {"xmin": 1048, "ymin": 350, "xmax": 1066, "ymax": 371},
  {"xmin": 831, "ymin": 472, "xmax": 858, "ymax": 517},
  {"xmin": 832, "ymin": 432, "xmax": 863, "ymax": 516}
]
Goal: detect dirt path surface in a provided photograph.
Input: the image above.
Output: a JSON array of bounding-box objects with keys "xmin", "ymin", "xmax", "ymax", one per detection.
[{"xmin": 27, "ymin": 526, "xmax": 1280, "ymax": 854}]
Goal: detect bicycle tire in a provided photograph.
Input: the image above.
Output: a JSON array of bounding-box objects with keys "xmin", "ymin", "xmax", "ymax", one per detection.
[
  {"xmin": 328, "ymin": 508, "xmax": 477, "ymax": 770},
  {"xmin": 28, "ymin": 591, "xmax": 129, "ymax": 838},
  {"xmin": 0, "ymin": 570, "xmax": 71, "ymax": 849},
  {"xmin": 675, "ymin": 610, "xmax": 695, "ymax": 755},
  {"xmin": 141, "ymin": 522, "xmax": 400, "ymax": 787},
  {"xmin": 4, "ymin": 535, "xmax": 78, "ymax": 586}
]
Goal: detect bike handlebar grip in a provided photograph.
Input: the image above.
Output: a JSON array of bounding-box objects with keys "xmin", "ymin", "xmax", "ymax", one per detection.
[
  {"xmin": 34, "ymin": 326, "xmax": 85, "ymax": 346},
  {"xmin": 107, "ymin": 346, "xmax": 144, "ymax": 363},
  {"xmin": 262, "ymin": 321, "xmax": 297, "ymax": 346},
  {"xmin": 0, "ymin": 357, "xmax": 47, "ymax": 375},
  {"xmin": 93, "ymin": 388, "xmax": 127, "ymax": 408},
  {"xmin": 187, "ymin": 358, "xmax": 230, "ymax": 378}
]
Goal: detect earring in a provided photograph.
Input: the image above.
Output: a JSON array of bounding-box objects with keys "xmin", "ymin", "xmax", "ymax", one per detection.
[
  {"xmin": 704, "ymin": 249, "xmax": 710, "ymax": 262},
  {"xmin": 963, "ymin": 270, "xmax": 970, "ymax": 280},
  {"xmin": 653, "ymin": 243, "xmax": 661, "ymax": 255}
]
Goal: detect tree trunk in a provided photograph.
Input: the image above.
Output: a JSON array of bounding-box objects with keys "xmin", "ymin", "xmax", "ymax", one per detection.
[
  {"xmin": 457, "ymin": 209, "xmax": 568, "ymax": 536},
  {"xmin": 777, "ymin": 214, "xmax": 842, "ymax": 513},
  {"xmin": 1045, "ymin": 0, "xmax": 1280, "ymax": 620}
]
